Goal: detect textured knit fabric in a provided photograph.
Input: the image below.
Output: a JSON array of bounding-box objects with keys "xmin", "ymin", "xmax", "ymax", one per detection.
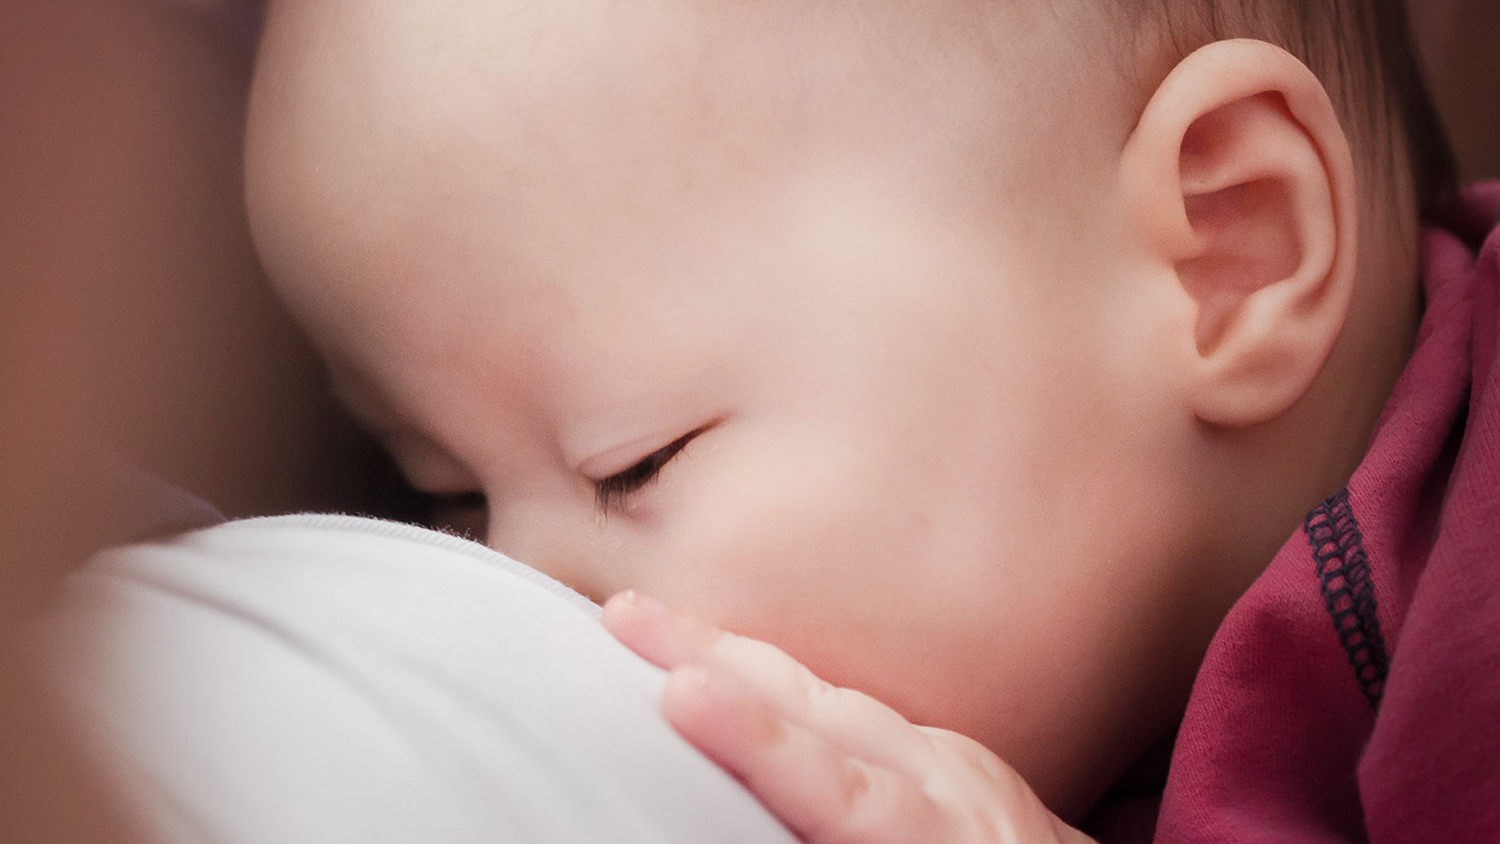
[{"xmin": 1155, "ymin": 183, "xmax": 1500, "ymax": 843}]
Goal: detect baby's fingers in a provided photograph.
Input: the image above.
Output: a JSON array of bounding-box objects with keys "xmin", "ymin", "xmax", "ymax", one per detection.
[
  {"xmin": 603, "ymin": 591, "xmax": 931, "ymax": 762},
  {"xmin": 664, "ymin": 663, "xmax": 942, "ymax": 844},
  {"xmin": 603, "ymin": 592, "xmax": 1093, "ymax": 844},
  {"xmin": 601, "ymin": 590, "xmax": 722, "ymax": 669}
]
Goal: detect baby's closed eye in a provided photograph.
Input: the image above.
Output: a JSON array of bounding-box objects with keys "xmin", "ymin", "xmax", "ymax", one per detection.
[{"xmin": 593, "ymin": 429, "xmax": 703, "ymax": 514}]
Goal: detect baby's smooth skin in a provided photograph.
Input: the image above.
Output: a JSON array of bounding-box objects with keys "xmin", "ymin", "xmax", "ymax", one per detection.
[{"xmin": 247, "ymin": 0, "xmax": 1418, "ymax": 838}]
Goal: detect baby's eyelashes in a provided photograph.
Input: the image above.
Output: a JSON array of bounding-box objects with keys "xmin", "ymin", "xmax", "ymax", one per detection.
[{"xmin": 594, "ymin": 430, "xmax": 700, "ymax": 514}]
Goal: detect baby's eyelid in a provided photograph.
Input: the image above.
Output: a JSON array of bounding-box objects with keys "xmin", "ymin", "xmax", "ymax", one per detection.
[{"xmin": 593, "ymin": 428, "xmax": 701, "ymax": 513}]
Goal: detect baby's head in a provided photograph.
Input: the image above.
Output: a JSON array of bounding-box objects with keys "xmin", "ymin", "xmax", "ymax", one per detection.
[{"xmin": 246, "ymin": 0, "xmax": 1450, "ymax": 817}]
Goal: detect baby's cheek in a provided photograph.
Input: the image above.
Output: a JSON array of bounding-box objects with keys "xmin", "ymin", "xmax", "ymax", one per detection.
[
  {"xmin": 643, "ymin": 447, "xmax": 927, "ymax": 691},
  {"xmin": 654, "ymin": 437, "xmax": 861, "ymax": 586}
]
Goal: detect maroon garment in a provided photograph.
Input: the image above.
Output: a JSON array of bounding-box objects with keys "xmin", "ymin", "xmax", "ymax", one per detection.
[{"xmin": 1154, "ymin": 183, "xmax": 1500, "ymax": 843}]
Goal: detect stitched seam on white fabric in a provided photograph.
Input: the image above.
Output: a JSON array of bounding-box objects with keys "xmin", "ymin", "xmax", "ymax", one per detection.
[{"xmin": 214, "ymin": 514, "xmax": 601, "ymax": 618}]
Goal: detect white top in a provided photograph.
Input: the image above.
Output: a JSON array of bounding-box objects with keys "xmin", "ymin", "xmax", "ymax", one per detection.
[{"xmin": 42, "ymin": 514, "xmax": 797, "ymax": 844}]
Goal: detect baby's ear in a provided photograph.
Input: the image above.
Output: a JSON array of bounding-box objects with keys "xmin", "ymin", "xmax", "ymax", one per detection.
[{"xmin": 1119, "ymin": 39, "xmax": 1357, "ymax": 427}]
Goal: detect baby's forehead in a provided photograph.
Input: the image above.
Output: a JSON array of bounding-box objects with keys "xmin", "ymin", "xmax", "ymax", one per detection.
[
  {"xmin": 252, "ymin": 0, "xmax": 1126, "ymax": 385},
  {"xmin": 274, "ymin": 0, "xmax": 1079, "ymax": 153},
  {"xmin": 254, "ymin": 0, "xmax": 1125, "ymax": 232}
]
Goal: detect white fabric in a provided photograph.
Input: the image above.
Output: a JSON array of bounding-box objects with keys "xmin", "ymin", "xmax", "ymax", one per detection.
[{"xmin": 42, "ymin": 514, "xmax": 797, "ymax": 844}]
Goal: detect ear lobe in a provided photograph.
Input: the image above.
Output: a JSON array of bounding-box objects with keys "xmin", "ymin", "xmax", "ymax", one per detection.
[{"xmin": 1120, "ymin": 40, "xmax": 1358, "ymax": 428}]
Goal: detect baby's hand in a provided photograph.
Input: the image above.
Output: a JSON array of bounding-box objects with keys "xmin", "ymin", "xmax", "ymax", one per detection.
[{"xmin": 601, "ymin": 591, "xmax": 1095, "ymax": 844}]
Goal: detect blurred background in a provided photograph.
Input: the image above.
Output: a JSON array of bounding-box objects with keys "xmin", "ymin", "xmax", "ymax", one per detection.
[
  {"xmin": 1414, "ymin": 0, "xmax": 1500, "ymax": 184},
  {"xmin": 0, "ymin": 0, "xmax": 1495, "ymax": 840},
  {"xmin": 0, "ymin": 2, "xmax": 413, "ymax": 839}
]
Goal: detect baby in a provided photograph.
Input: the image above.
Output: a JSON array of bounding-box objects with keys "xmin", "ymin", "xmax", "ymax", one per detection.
[{"xmin": 244, "ymin": 0, "xmax": 1497, "ymax": 840}]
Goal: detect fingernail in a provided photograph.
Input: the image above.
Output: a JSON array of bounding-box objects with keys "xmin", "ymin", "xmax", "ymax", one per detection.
[{"xmin": 622, "ymin": 589, "xmax": 667, "ymax": 616}]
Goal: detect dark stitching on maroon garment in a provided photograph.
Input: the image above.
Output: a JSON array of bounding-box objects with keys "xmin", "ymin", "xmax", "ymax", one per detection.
[{"xmin": 1306, "ymin": 489, "xmax": 1389, "ymax": 709}]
